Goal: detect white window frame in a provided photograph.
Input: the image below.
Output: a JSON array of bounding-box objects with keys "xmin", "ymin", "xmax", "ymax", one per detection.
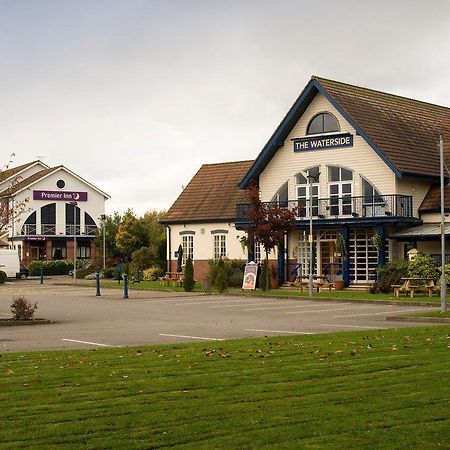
[
  {"xmin": 327, "ymin": 167, "xmax": 353, "ymax": 217},
  {"xmin": 182, "ymin": 234, "xmax": 194, "ymax": 265},
  {"xmin": 214, "ymin": 234, "xmax": 227, "ymax": 260}
]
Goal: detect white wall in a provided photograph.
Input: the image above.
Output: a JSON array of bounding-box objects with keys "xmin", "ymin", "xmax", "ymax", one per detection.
[
  {"xmin": 167, "ymin": 222, "xmax": 246, "ymax": 261},
  {"xmin": 259, "ymin": 93, "xmax": 397, "ymax": 202},
  {"xmin": 396, "ymin": 178, "xmax": 431, "ymax": 218}
]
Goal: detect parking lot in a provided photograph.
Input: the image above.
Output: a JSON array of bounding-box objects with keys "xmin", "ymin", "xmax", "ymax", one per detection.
[{"xmin": 0, "ymin": 280, "xmax": 437, "ymax": 352}]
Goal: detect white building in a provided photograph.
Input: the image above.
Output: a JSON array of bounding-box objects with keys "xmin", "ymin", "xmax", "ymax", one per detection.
[
  {"xmin": 162, "ymin": 76, "xmax": 450, "ymax": 286},
  {"xmin": 0, "ymin": 160, "xmax": 109, "ymax": 266}
]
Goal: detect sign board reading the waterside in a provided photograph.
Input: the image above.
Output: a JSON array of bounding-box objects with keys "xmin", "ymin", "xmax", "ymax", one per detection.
[
  {"xmin": 293, "ymin": 133, "xmax": 353, "ymax": 152},
  {"xmin": 33, "ymin": 190, "xmax": 88, "ymax": 201}
]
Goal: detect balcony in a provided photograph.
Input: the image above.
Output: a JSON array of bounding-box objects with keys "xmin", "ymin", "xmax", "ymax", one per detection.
[
  {"xmin": 236, "ymin": 194, "xmax": 414, "ymax": 225},
  {"xmin": 20, "ymin": 224, "xmax": 98, "ymax": 236}
]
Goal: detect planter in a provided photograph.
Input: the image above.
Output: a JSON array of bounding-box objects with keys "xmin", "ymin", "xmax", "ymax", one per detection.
[
  {"xmin": 334, "ymin": 280, "xmax": 345, "ymax": 291},
  {"xmin": 0, "ymin": 318, "xmax": 53, "ymax": 327}
]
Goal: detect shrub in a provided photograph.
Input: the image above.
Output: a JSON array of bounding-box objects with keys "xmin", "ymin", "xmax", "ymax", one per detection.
[
  {"xmin": 215, "ymin": 259, "xmax": 228, "ymax": 293},
  {"xmin": 184, "ymin": 257, "xmax": 195, "ymax": 292},
  {"xmin": 10, "ymin": 295, "xmax": 38, "ymax": 320},
  {"xmin": 76, "ymin": 264, "xmax": 97, "ymax": 279},
  {"xmin": 207, "ymin": 259, "xmax": 246, "ymax": 289},
  {"xmin": 29, "ymin": 259, "xmax": 84, "ymax": 276},
  {"xmin": 372, "ymin": 260, "xmax": 409, "ymax": 294},
  {"xmin": 260, "ymin": 259, "xmax": 269, "ymax": 291},
  {"xmin": 143, "ymin": 266, "xmax": 165, "ymax": 281},
  {"xmin": 102, "ymin": 267, "xmax": 115, "ymax": 278},
  {"xmin": 408, "ymin": 253, "xmax": 440, "ymax": 280},
  {"xmin": 0, "ymin": 270, "xmax": 6, "ymax": 283}
]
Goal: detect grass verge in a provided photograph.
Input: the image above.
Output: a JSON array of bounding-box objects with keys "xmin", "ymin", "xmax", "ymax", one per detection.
[{"xmin": 1, "ymin": 326, "xmax": 449, "ymax": 448}]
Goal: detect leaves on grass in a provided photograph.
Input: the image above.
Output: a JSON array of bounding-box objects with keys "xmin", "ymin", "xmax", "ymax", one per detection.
[{"xmin": 3, "ymin": 369, "xmax": 14, "ymax": 375}]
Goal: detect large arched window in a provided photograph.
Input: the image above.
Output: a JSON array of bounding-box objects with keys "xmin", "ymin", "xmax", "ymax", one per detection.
[
  {"xmin": 65, "ymin": 203, "xmax": 80, "ymax": 235},
  {"xmin": 362, "ymin": 178, "xmax": 385, "ymax": 216},
  {"xmin": 22, "ymin": 211, "xmax": 36, "ymax": 235},
  {"xmin": 307, "ymin": 112, "xmax": 340, "ymax": 135},
  {"xmin": 271, "ymin": 182, "xmax": 288, "ymax": 207},
  {"xmin": 41, "ymin": 203, "xmax": 56, "ymax": 235},
  {"xmin": 327, "ymin": 166, "xmax": 353, "ymax": 216},
  {"xmin": 296, "ymin": 166, "xmax": 320, "ymax": 217},
  {"xmin": 84, "ymin": 212, "xmax": 97, "ymax": 235}
]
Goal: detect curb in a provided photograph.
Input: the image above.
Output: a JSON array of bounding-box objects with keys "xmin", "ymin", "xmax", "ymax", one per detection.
[
  {"xmin": 386, "ymin": 315, "xmax": 450, "ymax": 324},
  {"xmin": 0, "ymin": 319, "xmax": 53, "ymax": 327}
]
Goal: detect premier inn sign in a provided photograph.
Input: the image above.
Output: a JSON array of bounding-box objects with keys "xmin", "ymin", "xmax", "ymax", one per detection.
[
  {"xmin": 33, "ymin": 190, "xmax": 88, "ymax": 201},
  {"xmin": 293, "ymin": 132, "xmax": 353, "ymax": 152}
]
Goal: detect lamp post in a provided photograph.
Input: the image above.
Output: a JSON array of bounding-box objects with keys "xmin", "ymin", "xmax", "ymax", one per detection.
[
  {"xmin": 70, "ymin": 201, "xmax": 78, "ymax": 284},
  {"xmin": 439, "ymin": 135, "xmax": 447, "ymax": 312},
  {"xmin": 100, "ymin": 214, "xmax": 106, "ymax": 271},
  {"xmin": 306, "ymin": 172, "xmax": 320, "ymax": 297}
]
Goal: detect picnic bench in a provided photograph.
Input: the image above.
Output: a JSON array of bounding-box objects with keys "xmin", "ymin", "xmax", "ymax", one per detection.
[
  {"xmin": 391, "ymin": 277, "xmax": 439, "ymax": 298},
  {"xmin": 159, "ymin": 271, "xmax": 185, "ymax": 287},
  {"xmin": 292, "ymin": 275, "xmax": 335, "ymax": 293}
]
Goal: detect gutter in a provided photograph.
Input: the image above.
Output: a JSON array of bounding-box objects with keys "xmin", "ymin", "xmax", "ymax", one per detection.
[{"xmin": 165, "ymin": 224, "xmax": 171, "ymax": 272}]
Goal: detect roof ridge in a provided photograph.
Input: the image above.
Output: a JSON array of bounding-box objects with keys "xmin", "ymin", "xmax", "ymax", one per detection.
[
  {"xmin": 202, "ymin": 159, "xmax": 254, "ymax": 167},
  {"xmin": 312, "ymin": 75, "xmax": 450, "ymax": 111}
]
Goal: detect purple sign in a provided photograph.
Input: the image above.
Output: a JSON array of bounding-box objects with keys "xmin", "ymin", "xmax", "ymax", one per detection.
[{"xmin": 33, "ymin": 190, "xmax": 88, "ymax": 202}]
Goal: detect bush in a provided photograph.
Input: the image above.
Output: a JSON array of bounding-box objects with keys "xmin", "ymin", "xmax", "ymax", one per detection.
[
  {"xmin": 372, "ymin": 260, "xmax": 409, "ymax": 294},
  {"xmin": 76, "ymin": 264, "xmax": 97, "ymax": 279},
  {"xmin": 29, "ymin": 259, "xmax": 84, "ymax": 276},
  {"xmin": 207, "ymin": 259, "xmax": 246, "ymax": 289},
  {"xmin": 260, "ymin": 259, "xmax": 269, "ymax": 291},
  {"xmin": 184, "ymin": 257, "xmax": 195, "ymax": 292},
  {"xmin": 102, "ymin": 267, "xmax": 116, "ymax": 278},
  {"xmin": 215, "ymin": 259, "xmax": 227, "ymax": 293},
  {"xmin": 143, "ymin": 266, "xmax": 165, "ymax": 281},
  {"xmin": 0, "ymin": 270, "xmax": 6, "ymax": 283},
  {"xmin": 10, "ymin": 295, "xmax": 38, "ymax": 320},
  {"xmin": 408, "ymin": 253, "xmax": 440, "ymax": 280}
]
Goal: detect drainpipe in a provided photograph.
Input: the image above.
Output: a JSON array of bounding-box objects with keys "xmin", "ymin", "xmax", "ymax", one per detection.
[{"xmin": 165, "ymin": 224, "xmax": 172, "ymax": 272}]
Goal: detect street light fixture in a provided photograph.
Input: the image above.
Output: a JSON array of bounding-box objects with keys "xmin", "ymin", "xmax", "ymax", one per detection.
[{"xmin": 69, "ymin": 201, "xmax": 78, "ymax": 284}]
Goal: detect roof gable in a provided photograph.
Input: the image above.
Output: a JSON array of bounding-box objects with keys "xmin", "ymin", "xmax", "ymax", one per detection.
[{"xmin": 240, "ymin": 76, "xmax": 450, "ymax": 188}]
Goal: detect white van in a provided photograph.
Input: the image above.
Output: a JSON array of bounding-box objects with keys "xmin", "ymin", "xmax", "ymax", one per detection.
[{"xmin": 0, "ymin": 249, "xmax": 21, "ymax": 278}]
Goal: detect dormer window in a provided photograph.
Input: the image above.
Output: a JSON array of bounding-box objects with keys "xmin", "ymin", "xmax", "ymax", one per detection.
[{"xmin": 307, "ymin": 112, "xmax": 340, "ymax": 135}]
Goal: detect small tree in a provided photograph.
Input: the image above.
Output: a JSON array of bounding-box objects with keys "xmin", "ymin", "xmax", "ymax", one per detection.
[
  {"xmin": 184, "ymin": 257, "xmax": 195, "ymax": 292},
  {"xmin": 11, "ymin": 295, "xmax": 38, "ymax": 320},
  {"xmin": 244, "ymin": 182, "xmax": 297, "ymax": 291}
]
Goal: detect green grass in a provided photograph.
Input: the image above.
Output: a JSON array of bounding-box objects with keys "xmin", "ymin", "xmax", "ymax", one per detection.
[
  {"xmin": 229, "ymin": 287, "xmax": 441, "ymax": 303},
  {"xmin": 76, "ymin": 279, "xmax": 204, "ymax": 292},
  {"xmin": 403, "ymin": 310, "xmax": 450, "ymax": 319},
  {"xmin": 1, "ymin": 326, "xmax": 449, "ymax": 449}
]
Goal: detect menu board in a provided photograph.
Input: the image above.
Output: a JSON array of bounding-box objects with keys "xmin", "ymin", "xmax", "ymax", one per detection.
[{"xmin": 242, "ymin": 262, "xmax": 258, "ymax": 290}]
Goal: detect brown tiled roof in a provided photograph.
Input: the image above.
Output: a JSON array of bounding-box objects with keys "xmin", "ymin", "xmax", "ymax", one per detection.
[
  {"xmin": 419, "ymin": 184, "xmax": 450, "ymax": 212},
  {"xmin": 162, "ymin": 160, "xmax": 254, "ymax": 223},
  {"xmin": 0, "ymin": 167, "xmax": 59, "ymax": 197},
  {"xmin": 314, "ymin": 76, "xmax": 450, "ymax": 178},
  {"xmin": 0, "ymin": 160, "xmax": 41, "ymax": 182}
]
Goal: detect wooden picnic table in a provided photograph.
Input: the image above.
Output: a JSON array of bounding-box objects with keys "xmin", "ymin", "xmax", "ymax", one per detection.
[
  {"xmin": 392, "ymin": 277, "xmax": 438, "ymax": 298},
  {"xmin": 292, "ymin": 275, "xmax": 334, "ymax": 292},
  {"xmin": 159, "ymin": 271, "xmax": 184, "ymax": 287}
]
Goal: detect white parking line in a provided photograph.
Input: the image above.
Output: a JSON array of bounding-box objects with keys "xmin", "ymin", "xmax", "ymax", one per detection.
[
  {"xmin": 244, "ymin": 304, "xmax": 333, "ymax": 311},
  {"xmin": 61, "ymin": 338, "xmax": 115, "ymax": 347},
  {"xmin": 333, "ymin": 308, "xmax": 430, "ymax": 318},
  {"xmin": 209, "ymin": 301, "xmax": 299, "ymax": 309},
  {"xmin": 245, "ymin": 328, "xmax": 315, "ymax": 335},
  {"xmin": 159, "ymin": 333, "xmax": 224, "ymax": 341},
  {"xmin": 285, "ymin": 307, "xmax": 359, "ymax": 315},
  {"xmin": 318, "ymin": 323, "xmax": 382, "ymax": 329}
]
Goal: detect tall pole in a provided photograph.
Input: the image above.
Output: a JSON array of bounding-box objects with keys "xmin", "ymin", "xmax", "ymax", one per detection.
[
  {"xmin": 440, "ymin": 135, "xmax": 447, "ymax": 312},
  {"xmin": 308, "ymin": 175, "xmax": 313, "ymax": 297},
  {"xmin": 70, "ymin": 201, "xmax": 78, "ymax": 284},
  {"xmin": 101, "ymin": 214, "xmax": 106, "ymax": 270}
]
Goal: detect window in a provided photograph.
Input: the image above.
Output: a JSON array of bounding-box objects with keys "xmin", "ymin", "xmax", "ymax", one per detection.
[
  {"xmin": 22, "ymin": 211, "xmax": 36, "ymax": 235},
  {"xmin": 307, "ymin": 112, "xmax": 340, "ymax": 135},
  {"xmin": 328, "ymin": 166, "xmax": 353, "ymax": 216},
  {"xmin": 271, "ymin": 182, "xmax": 288, "ymax": 207},
  {"xmin": 296, "ymin": 167, "xmax": 320, "ymax": 217},
  {"xmin": 41, "ymin": 203, "xmax": 56, "ymax": 235},
  {"xmin": 182, "ymin": 235, "xmax": 194, "ymax": 265},
  {"xmin": 65, "ymin": 203, "xmax": 80, "ymax": 235},
  {"xmin": 52, "ymin": 241, "xmax": 67, "ymax": 259},
  {"xmin": 77, "ymin": 241, "xmax": 91, "ymax": 259},
  {"xmin": 254, "ymin": 242, "xmax": 261, "ymax": 264},
  {"xmin": 362, "ymin": 178, "xmax": 385, "ymax": 216},
  {"xmin": 214, "ymin": 234, "xmax": 227, "ymax": 259},
  {"xmin": 85, "ymin": 212, "xmax": 97, "ymax": 235}
]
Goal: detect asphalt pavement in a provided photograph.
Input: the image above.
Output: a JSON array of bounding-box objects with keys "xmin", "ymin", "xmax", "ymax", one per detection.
[{"xmin": 0, "ymin": 279, "xmax": 438, "ymax": 352}]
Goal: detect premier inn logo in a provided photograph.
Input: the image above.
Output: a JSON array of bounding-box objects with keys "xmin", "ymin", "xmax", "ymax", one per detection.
[
  {"xmin": 33, "ymin": 190, "xmax": 88, "ymax": 201},
  {"xmin": 293, "ymin": 132, "xmax": 353, "ymax": 152}
]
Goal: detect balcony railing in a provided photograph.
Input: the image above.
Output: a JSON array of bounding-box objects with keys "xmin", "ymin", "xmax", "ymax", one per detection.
[
  {"xmin": 20, "ymin": 224, "xmax": 98, "ymax": 236},
  {"xmin": 236, "ymin": 194, "xmax": 414, "ymax": 223}
]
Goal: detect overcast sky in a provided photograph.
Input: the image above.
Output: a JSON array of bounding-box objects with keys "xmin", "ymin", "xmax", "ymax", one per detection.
[{"xmin": 1, "ymin": 0, "xmax": 450, "ymax": 215}]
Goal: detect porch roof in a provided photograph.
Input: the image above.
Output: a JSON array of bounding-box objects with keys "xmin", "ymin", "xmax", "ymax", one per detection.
[{"xmin": 390, "ymin": 223, "xmax": 450, "ymax": 238}]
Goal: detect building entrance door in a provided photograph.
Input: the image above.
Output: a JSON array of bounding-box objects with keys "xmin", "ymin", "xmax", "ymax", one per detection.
[
  {"xmin": 318, "ymin": 230, "xmax": 341, "ymax": 281},
  {"xmin": 30, "ymin": 243, "xmax": 46, "ymax": 261}
]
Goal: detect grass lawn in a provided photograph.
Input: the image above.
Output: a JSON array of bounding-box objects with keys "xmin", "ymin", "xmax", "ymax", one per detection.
[
  {"xmin": 402, "ymin": 310, "xmax": 450, "ymax": 319},
  {"xmin": 1, "ymin": 326, "xmax": 449, "ymax": 449},
  {"xmin": 228, "ymin": 287, "xmax": 442, "ymax": 304},
  {"xmin": 76, "ymin": 279, "xmax": 204, "ymax": 293}
]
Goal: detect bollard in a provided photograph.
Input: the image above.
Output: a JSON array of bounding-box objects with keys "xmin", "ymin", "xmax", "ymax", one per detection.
[
  {"xmin": 123, "ymin": 274, "xmax": 129, "ymax": 299},
  {"xmin": 96, "ymin": 271, "xmax": 101, "ymax": 296},
  {"xmin": 40, "ymin": 267, "xmax": 44, "ymax": 284}
]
